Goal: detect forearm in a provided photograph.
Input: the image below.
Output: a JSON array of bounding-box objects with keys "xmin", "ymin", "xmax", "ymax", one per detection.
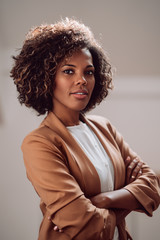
[
  {"xmin": 90, "ymin": 188, "xmax": 143, "ymax": 211},
  {"xmin": 106, "ymin": 188, "xmax": 142, "ymax": 210},
  {"xmin": 90, "ymin": 189, "xmax": 138, "ymax": 225}
]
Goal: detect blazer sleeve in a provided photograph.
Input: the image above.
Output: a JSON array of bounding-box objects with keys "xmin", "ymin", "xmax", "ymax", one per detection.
[
  {"xmin": 22, "ymin": 133, "xmax": 116, "ymax": 240},
  {"xmin": 107, "ymin": 120, "xmax": 160, "ymax": 216}
]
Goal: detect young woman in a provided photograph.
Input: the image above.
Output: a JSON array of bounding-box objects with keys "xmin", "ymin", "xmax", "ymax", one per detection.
[{"xmin": 10, "ymin": 18, "xmax": 160, "ymax": 240}]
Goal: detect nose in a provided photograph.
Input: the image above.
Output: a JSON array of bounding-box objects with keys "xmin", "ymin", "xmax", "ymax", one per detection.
[{"xmin": 76, "ymin": 75, "xmax": 87, "ymax": 85}]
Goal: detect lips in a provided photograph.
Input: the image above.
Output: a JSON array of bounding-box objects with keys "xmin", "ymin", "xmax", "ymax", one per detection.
[
  {"xmin": 71, "ymin": 89, "xmax": 88, "ymax": 95},
  {"xmin": 70, "ymin": 89, "xmax": 89, "ymax": 100}
]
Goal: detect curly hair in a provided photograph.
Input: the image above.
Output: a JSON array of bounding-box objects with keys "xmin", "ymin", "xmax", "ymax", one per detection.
[{"xmin": 10, "ymin": 18, "xmax": 113, "ymax": 115}]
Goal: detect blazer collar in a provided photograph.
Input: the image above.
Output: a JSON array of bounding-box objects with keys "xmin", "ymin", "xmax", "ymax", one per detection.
[
  {"xmin": 41, "ymin": 111, "xmax": 101, "ymax": 196},
  {"xmin": 41, "ymin": 112, "xmax": 125, "ymax": 190}
]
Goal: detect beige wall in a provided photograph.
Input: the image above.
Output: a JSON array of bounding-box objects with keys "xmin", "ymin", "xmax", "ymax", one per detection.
[{"xmin": 0, "ymin": 0, "xmax": 160, "ymax": 239}]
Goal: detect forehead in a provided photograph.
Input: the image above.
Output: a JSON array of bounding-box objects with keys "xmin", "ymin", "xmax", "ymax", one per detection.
[{"xmin": 62, "ymin": 48, "xmax": 93, "ymax": 65}]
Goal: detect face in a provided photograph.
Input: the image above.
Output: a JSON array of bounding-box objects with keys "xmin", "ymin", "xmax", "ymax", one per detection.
[{"xmin": 52, "ymin": 48, "xmax": 95, "ymax": 117}]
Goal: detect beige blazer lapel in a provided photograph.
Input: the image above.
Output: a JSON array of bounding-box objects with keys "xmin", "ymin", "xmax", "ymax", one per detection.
[
  {"xmin": 83, "ymin": 115, "xmax": 126, "ymax": 190},
  {"xmin": 42, "ymin": 112, "xmax": 101, "ymax": 197}
]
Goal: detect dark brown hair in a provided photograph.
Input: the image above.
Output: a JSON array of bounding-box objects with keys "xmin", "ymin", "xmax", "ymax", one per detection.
[{"xmin": 10, "ymin": 18, "xmax": 113, "ymax": 115}]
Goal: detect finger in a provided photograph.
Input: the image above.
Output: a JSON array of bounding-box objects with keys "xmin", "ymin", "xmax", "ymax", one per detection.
[
  {"xmin": 130, "ymin": 175, "xmax": 136, "ymax": 181},
  {"xmin": 125, "ymin": 157, "xmax": 132, "ymax": 184},
  {"xmin": 136, "ymin": 168, "xmax": 143, "ymax": 178},
  {"xmin": 127, "ymin": 159, "xmax": 138, "ymax": 178},
  {"xmin": 130, "ymin": 162, "xmax": 143, "ymax": 182},
  {"xmin": 126, "ymin": 158, "xmax": 141, "ymax": 183},
  {"xmin": 125, "ymin": 156, "xmax": 132, "ymax": 167},
  {"xmin": 131, "ymin": 162, "xmax": 143, "ymax": 177},
  {"xmin": 53, "ymin": 225, "xmax": 63, "ymax": 233},
  {"xmin": 125, "ymin": 157, "xmax": 144, "ymax": 184},
  {"xmin": 53, "ymin": 226, "xmax": 59, "ymax": 231}
]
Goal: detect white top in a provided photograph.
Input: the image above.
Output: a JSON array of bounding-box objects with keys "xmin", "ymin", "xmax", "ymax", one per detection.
[
  {"xmin": 67, "ymin": 121, "xmax": 119, "ymax": 239},
  {"xmin": 67, "ymin": 121, "xmax": 114, "ymax": 192}
]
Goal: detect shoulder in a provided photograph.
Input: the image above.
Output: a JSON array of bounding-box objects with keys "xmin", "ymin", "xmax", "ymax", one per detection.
[{"xmin": 22, "ymin": 124, "xmax": 61, "ymax": 150}]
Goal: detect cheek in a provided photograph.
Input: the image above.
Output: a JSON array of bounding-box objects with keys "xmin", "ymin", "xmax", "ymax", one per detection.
[
  {"xmin": 90, "ymin": 79, "xmax": 95, "ymax": 92},
  {"xmin": 53, "ymin": 78, "xmax": 66, "ymax": 93}
]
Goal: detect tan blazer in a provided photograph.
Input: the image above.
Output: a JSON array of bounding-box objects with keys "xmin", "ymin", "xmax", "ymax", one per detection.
[{"xmin": 22, "ymin": 112, "xmax": 160, "ymax": 240}]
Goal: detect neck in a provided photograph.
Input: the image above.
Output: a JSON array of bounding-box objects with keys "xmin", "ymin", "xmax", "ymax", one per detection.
[{"xmin": 52, "ymin": 109, "xmax": 80, "ymax": 126}]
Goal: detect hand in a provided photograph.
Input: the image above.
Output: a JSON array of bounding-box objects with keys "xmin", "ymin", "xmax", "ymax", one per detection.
[
  {"xmin": 125, "ymin": 156, "xmax": 143, "ymax": 184},
  {"xmin": 48, "ymin": 216, "xmax": 63, "ymax": 233}
]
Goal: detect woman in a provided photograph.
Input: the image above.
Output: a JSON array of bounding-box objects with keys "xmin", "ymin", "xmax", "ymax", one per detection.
[{"xmin": 10, "ymin": 18, "xmax": 160, "ymax": 240}]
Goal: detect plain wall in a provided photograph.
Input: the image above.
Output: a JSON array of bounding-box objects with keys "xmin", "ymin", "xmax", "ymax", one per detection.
[{"xmin": 0, "ymin": 0, "xmax": 160, "ymax": 239}]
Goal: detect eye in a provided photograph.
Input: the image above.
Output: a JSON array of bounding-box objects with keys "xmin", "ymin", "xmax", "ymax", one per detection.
[
  {"xmin": 63, "ymin": 69, "xmax": 74, "ymax": 75},
  {"xmin": 85, "ymin": 70, "xmax": 95, "ymax": 76}
]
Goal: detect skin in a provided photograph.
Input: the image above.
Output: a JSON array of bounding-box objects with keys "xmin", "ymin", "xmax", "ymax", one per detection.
[
  {"xmin": 52, "ymin": 48, "xmax": 95, "ymax": 126},
  {"xmin": 51, "ymin": 48, "xmax": 143, "ymax": 231}
]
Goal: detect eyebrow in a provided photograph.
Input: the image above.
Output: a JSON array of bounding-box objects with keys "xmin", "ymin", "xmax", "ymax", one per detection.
[{"xmin": 62, "ymin": 64, "xmax": 94, "ymax": 68}]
